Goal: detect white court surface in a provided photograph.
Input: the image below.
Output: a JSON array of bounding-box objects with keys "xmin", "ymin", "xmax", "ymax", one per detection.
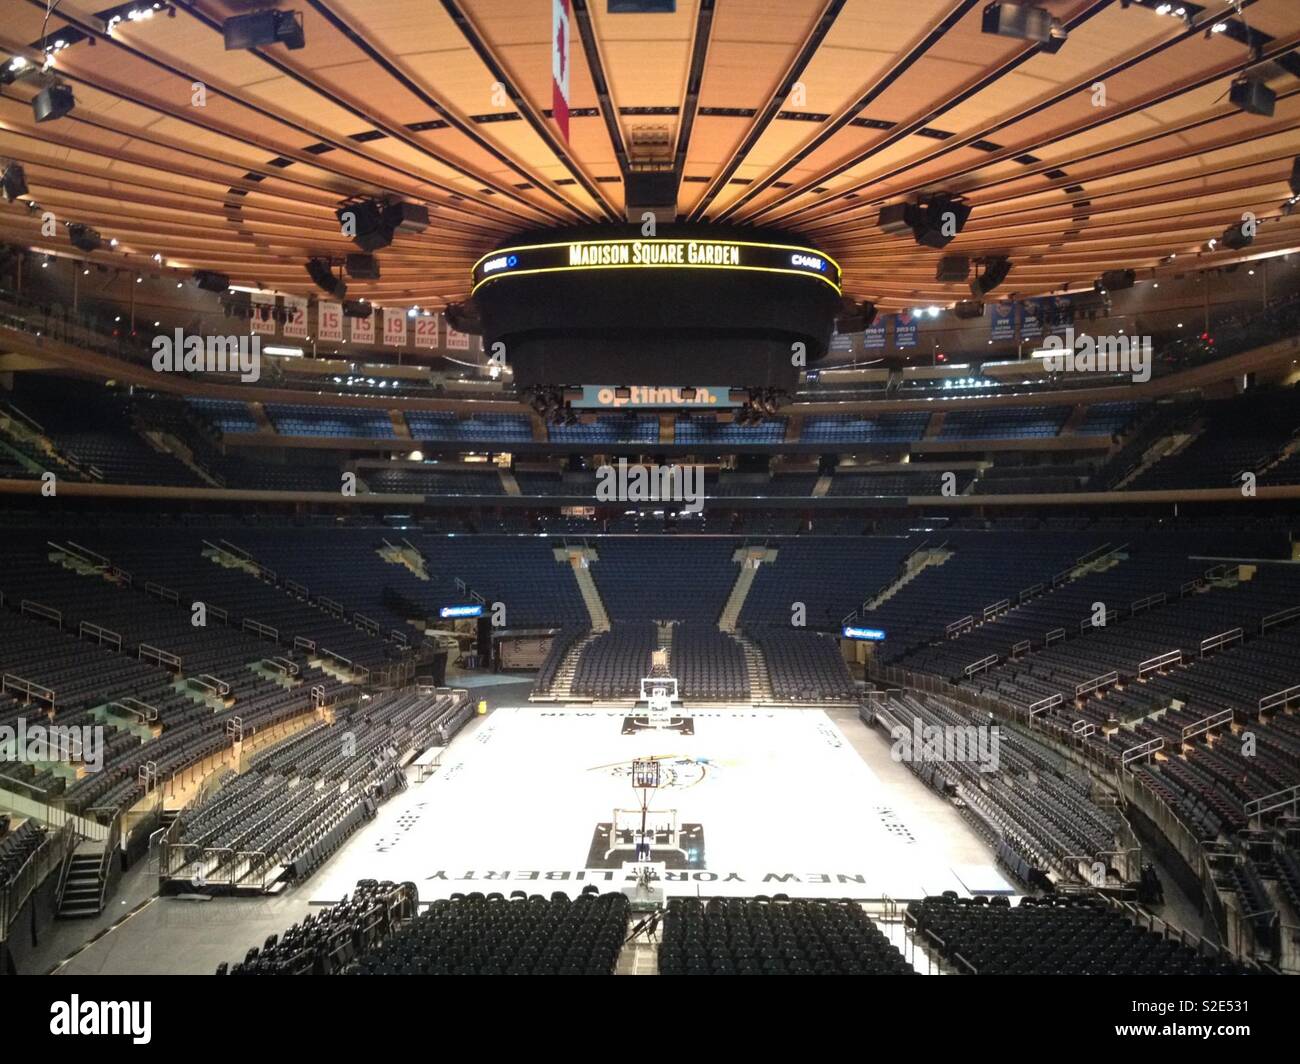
[{"xmin": 312, "ymin": 706, "xmax": 1014, "ymax": 903}]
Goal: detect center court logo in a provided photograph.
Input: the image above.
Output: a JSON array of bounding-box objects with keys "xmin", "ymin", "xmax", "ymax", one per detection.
[
  {"xmin": 595, "ymin": 457, "xmax": 704, "ymax": 513},
  {"xmin": 151, "ymin": 329, "xmax": 261, "ymax": 383},
  {"xmin": 50, "ymin": 997, "xmax": 151, "ymax": 1044}
]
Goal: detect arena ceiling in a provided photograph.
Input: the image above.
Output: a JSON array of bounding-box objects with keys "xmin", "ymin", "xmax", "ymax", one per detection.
[{"xmin": 1, "ymin": 0, "xmax": 1298, "ymax": 312}]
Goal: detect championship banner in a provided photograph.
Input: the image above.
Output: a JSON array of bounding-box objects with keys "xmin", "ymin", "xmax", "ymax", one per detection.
[
  {"xmin": 283, "ymin": 294, "xmax": 308, "ymax": 339},
  {"xmin": 382, "ymin": 307, "xmax": 407, "ymax": 347},
  {"xmin": 829, "ymin": 325, "xmax": 854, "ymax": 353},
  {"xmin": 893, "ymin": 311, "xmax": 918, "ymax": 349},
  {"xmin": 552, "ymin": 0, "xmax": 571, "ymax": 143},
  {"xmin": 250, "ymin": 291, "xmax": 276, "ymax": 335},
  {"xmin": 445, "ymin": 323, "xmax": 470, "ymax": 350},
  {"xmin": 413, "ymin": 312, "xmax": 438, "ymax": 349},
  {"xmin": 863, "ymin": 316, "xmax": 887, "ymax": 350},
  {"xmin": 350, "ymin": 309, "xmax": 375, "ymax": 345},
  {"xmin": 317, "ymin": 301, "xmax": 343, "ymax": 343},
  {"xmin": 1018, "ymin": 299, "xmax": 1043, "ymax": 341},
  {"xmin": 990, "ymin": 301, "xmax": 1015, "ymax": 343}
]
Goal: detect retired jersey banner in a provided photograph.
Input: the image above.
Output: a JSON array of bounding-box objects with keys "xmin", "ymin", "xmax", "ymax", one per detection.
[
  {"xmin": 990, "ymin": 301, "xmax": 1015, "ymax": 342},
  {"xmin": 552, "ymin": 0, "xmax": 571, "ymax": 143},
  {"xmin": 893, "ymin": 311, "xmax": 918, "ymax": 349},
  {"xmin": 283, "ymin": 295, "xmax": 308, "ymax": 339},
  {"xmin": 382, "ymin": 307, "xmax": 407, "ymax": 347},
  {"xmin": 250, "ymin": 291, "xmax": 276, "ymax": 335},
  {"xmin": 349, "ymin": 309, "xmax": 375, "ymax": 345},
  {"xmin": 413, "ymin": 312, "xmax": 438, "ymax": 349},
  {"xmin": 445, "ymin": 323, "xmax": 470, "ymax": 350},
  {"xmin": 317, "ymin": 301, "xmax": 343, "ymax": 342}
]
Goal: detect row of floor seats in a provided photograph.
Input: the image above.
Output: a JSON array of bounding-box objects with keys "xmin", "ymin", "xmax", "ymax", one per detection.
[
  {"xmin": 907, "ymin": 893, "xmax": 1258, "ymax": 975},
  {"xmin": 660, "ymin": 897, "xmax": 913, "ymax": 975}
]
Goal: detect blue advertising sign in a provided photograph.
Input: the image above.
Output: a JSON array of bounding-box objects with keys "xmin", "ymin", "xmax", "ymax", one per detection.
[
  {"xmin": 440, "ymin": 604, "xmax": 483, "ymax": 619},
  {"xmin": 842, "ymin": 625, "xmax": 887, "ymax": 642}
]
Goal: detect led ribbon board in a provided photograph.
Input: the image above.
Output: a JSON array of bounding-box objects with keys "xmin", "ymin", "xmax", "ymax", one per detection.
[
  {"xmin": 439, "ymin": 604, "xmax": 483, "ymax": 619},
  {"xmin": 572, "ymin": 385, "xmax": 740, "ymax": 409},
  {"xmin": 842, "ymin": 626, "xmax": 887, "ymax": 642},
  {"xmin": 472, "ymin": 238, "xmax": 841, "ymax": 295}
]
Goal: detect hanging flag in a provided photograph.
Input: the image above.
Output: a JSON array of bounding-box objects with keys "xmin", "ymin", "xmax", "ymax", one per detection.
[
  {"xmin": 552, "ymin": 0, "xmax": 571, "ymax": 143},
  {"xmin": 250, "ymin": 291, "xmax": 276, "ymax": 335},
  {"xmin": 413, "ymin": 312, "xmax": 438, "ymax": 349},
  {"xmin": 350, "ymin": 308, "xmax": 375, "ymax": 345},
  {"xmin": 283, "ymin": 294, "xmax": 308, "ymax": 339},
  {"xmin": 317, "ymin": 301, "xmax": 343, "ymax": 343},
  {"xmin": 446, "ymin": 322, "xmax": 470, "ymax": 350},
  {"xmin": 382, "ymin": 307, "xmax": 407, "ymax": 347}
]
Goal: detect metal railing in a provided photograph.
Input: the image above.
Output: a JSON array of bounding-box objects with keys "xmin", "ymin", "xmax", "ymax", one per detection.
[{"xmin": 0, "ymin": 822, "xmax": 76, "ymax": 942}]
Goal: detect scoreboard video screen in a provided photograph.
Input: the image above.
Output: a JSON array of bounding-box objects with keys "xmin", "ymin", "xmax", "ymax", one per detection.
[{"xmin": 470, "ymin": 225, "xmax": 842, "ymax": 389}]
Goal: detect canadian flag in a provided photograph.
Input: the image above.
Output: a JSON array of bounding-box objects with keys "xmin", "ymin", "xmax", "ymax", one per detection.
[{"xmin": 552, "ymin": 0, "xmax": 571, "ymax": 143}]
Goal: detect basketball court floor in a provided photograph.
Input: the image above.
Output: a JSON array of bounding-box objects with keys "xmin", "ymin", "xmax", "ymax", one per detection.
[{"xmin": 312, "ymin": 704, "xmax": 1014, "ymax": 904}]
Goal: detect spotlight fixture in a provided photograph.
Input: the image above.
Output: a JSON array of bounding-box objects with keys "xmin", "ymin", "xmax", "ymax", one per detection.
[
  {"xmin": 341, "ymin": 299, "xmax": 372, "ymax": 318},
  {"xmin": 1229, "ymin": 76, "xmax": 1275, "ymax": 117},
  {"xmin": 981, "ymin": 3, "xmax": 1068, "ymax": 51},
  {"xmin": 0, "ymin": 161, "xmax": 28, "ymax": 202},
  {"xmin": 222, "ymin": 10, "xmax": 305, "ymax": 51},
  {"xmin": 953, "ymin": 300, "xmax": 984, "ymax": 319},
  {"xmin": 970, "ymin": 255, "xmax": 1012, "ymax": 297},
  {"xmin": 32, "ymin": 82, "xmax": 75, "ymax": 123},
  {"xmin": 66, "ymin": 223, "xmax": 101, "ymax": 252}
]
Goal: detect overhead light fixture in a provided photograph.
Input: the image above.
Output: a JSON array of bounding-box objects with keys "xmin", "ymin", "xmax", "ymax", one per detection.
[
  {"xmin": 1229, "ymin": 76, "xmax": 1275, "ymax": 117},
  {"xmin": 0, "ymin": 161, "xmax": 27, "ymax": 202},
  {"xmin": 981, "ymin": 3, "xmax": 1068, "ymax": 51},
  {"xmin": 222, "ymin": 10, "xmax": 305, "ymax": 51}
]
